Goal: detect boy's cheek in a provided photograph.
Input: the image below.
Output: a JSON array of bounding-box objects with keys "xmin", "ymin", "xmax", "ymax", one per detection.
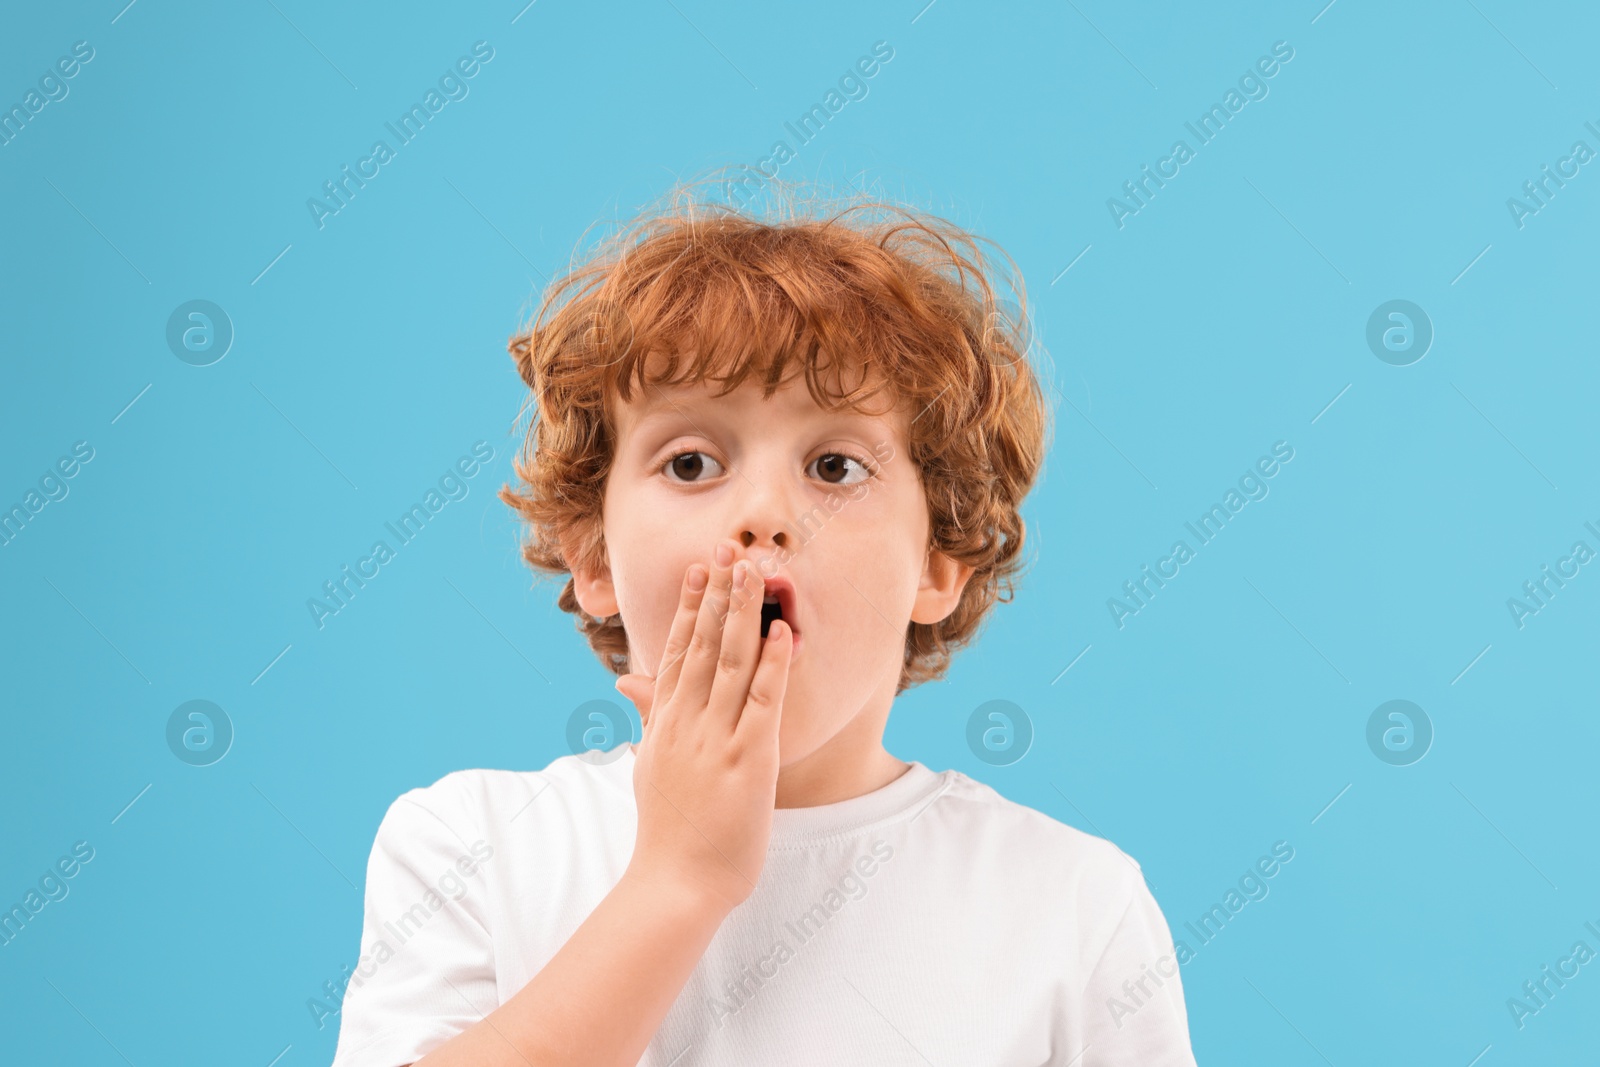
[
  {"xmin": 618, "ymin": 565, "xmax": 693, "ymax": 656},
  {"xmin": 836, "ymin": 482, "xmax": 871, "ymax": 504}
]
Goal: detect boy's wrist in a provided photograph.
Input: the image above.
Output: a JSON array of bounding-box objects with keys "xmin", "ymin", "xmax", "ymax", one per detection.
[{"xmin": 623, "ymin": 857, "xmax": 742, "ymax": 922}]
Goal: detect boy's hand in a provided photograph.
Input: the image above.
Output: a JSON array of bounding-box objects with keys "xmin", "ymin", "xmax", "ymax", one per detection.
[{"xmin": 613, "ymin": 540, "xmax": 794, "ymax": 913}]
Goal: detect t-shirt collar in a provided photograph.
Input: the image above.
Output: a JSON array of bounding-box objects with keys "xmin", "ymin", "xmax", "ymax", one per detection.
[{"xmin": 617, "ymin": 744, "xmax": 943, "ymax": 846}]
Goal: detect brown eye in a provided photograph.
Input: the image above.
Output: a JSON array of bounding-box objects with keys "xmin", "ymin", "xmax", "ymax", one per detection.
[
  {"xmin": 809, "ymin": 452, "xmax": 872, "ymax": 486},
  {"xmin": 663, "ymin": 450, "xmax": 722, "ymax": 483}
]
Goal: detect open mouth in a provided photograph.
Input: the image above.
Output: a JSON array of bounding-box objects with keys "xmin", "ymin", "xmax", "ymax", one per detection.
[{"xmin": 757, "ymin": 578, "xmax": 798, "ymax": 643}]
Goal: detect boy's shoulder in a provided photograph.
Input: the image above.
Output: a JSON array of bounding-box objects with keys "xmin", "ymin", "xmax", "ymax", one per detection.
[
  {"xmin": 372, "ymin": 751, "xmax": 634, "ymax": 843},
  {"xmin": 931, "ymin": 766, "xmax": 1150, "ymax": 890}
]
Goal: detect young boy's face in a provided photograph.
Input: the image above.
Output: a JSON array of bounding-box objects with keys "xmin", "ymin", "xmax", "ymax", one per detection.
[{"xmin": 569, "ymin": 358, "xmax": 974, "ymax": 768}]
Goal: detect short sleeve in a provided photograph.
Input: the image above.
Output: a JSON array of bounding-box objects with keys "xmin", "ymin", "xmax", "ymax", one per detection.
[
  {"xmin": 1080, "ymin": 872, "xmax": 1199, "ymax": 1067},
  {"xmin": 331, "ymin": 777, "xmax": 500, "ymax": 1067}
]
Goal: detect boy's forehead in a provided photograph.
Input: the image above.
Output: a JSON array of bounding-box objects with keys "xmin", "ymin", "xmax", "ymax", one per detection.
[{"xmin": 614, "ymin": 360, "xmax": 907, "ymax": 437}]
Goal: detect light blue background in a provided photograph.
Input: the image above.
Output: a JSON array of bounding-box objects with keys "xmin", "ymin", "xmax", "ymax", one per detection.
[{"xmin": 3, "ymin": 1, "xmax": 1597, "ymax": 1064}]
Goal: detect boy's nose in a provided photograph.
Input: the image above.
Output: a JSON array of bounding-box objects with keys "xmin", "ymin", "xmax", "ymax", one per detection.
[
  {"xmin": 738, "ymin": 528, "xmax": 789, "ymax": 552},
  {"xmin": 729, "ymin": 463, "xmax": 799, "ymax": 566}
]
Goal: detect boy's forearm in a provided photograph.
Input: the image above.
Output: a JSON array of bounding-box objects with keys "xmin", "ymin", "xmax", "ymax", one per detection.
[{"xmin": 412, "ymin": 864, "xmax": 729, "ymax": 1067}]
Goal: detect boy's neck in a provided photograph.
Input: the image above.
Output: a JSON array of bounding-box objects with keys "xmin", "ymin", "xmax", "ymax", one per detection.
[
  {"xmin": 622, "ymin": 738, "xmax": 910, "ymax": 808},
  {"xmin": 775, "ymin": 741, "xmax": 911, "ymax": 809},
  {"xmin": 772, "ymin": 689, "xmax": 910, "ymax": 808},
  {"xmin": 626, "ymin": 689, "xmax": 910, "ymax": 807}
]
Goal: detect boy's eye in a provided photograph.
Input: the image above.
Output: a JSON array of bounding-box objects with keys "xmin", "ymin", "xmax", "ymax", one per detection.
[
  {"xmin": 663, "ymin": 451, "xmax": 724, "ymax": 483},
  {"xmin": 660, "ymin": 450, "xmax": 875, "ymax": 485},
  {"xmin": 808, "ymin": 452, "xmax": 873, "ymax": 486}
]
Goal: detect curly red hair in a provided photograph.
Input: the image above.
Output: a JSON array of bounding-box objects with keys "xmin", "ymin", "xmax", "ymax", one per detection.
[{"xmin": 499, "ymin": 174, "xmax": 1053, "ymax": 694}]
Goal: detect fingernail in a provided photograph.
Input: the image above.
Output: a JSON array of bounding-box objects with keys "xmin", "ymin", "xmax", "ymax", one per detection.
[
  {"xmin": 688, "ymin": 565, "xmax": 707, "ymax": 591},
  {"xmin": 613, "ymin": 677, "xmax": 624, "ymax": 693},
  {"xmin": 715, "ymin": 543, "xmax": 733, "ymax": 567}
]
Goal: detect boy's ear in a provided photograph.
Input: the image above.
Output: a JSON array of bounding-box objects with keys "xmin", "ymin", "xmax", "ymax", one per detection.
[
  {"xmin": 561, "ymin": 531, "xmax": 619, "ymax": 619},
  {"xmin": 910, "ymin": 546, "xmax": 975, "ymax": 625}
]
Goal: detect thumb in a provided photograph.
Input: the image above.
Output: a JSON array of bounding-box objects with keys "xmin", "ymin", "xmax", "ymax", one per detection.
[{"xmin": 614, "ymin": 674, "xmax": 654, "ymax": 727}]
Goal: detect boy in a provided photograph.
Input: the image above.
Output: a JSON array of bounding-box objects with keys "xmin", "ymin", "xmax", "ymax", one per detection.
[{"xmin": 330, "ymin": 178, "xmax": 1198, "ymax": 1066}]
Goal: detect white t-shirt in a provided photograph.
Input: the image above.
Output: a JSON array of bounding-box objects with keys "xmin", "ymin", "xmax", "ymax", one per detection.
[{"xmin": 329, "ymin": 745, "xmax": 1198, "ymax": 1067}]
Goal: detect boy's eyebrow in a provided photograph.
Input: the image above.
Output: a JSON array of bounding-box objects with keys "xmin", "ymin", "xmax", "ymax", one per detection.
[
  {"xmin": 618, "ymin": 374, "xmax": 906, "ymax": 433},
  {"xmin": 633, "ymin": 389, "xmax": 701, "ymax": 417},
  {"xmin": 622, "ymin": 400, "xmax": 899, "ymax": 450},
  {"xmin": 622, "ymin": 397, "xmax": 712, "ymax": 436}
]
